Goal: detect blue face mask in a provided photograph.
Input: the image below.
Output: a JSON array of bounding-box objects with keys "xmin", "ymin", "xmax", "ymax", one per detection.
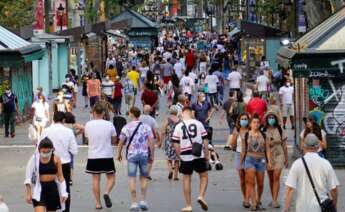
[
  {"xmin": 240, "ymin": 119, "xmax": 248, "ymax": 127},
  {"xmin": 268, "ymin": 118, "xmax": 276, "ymax": 126}
]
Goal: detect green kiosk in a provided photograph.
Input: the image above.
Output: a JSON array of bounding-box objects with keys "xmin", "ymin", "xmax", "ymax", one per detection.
[{"xmin": 277, "ymin": 6, "xmax": 345, "ymax": 166}]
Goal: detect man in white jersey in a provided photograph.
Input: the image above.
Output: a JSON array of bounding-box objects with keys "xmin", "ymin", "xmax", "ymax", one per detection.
[{"xmin": 172, "ymin": 107, "xmax": 209, "ymax": 212}]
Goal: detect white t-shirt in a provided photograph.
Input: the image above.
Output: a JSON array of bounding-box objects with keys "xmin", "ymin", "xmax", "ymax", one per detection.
[
  {"xmin": 172, "ymin": 119, "xmax": 208, "ymax": 161},
  {"xmin": 174, "ymin": 62, "xmax": 183, "ymax": 79},
  {"xmin": 189, "ymin": 72, "xmax": 197, "ymax": 84},
  {"xmin": 227, "ymin": 71, "xmax": 242, "ymax": 89},
  {"xmin": 285, "ymin": 152, "xmax": 339, "ymax": 212},
  {"xmin": 139, "ymin": 66, "xmax": 149, "ymax": 78},
  {"xmin": 279, "ymin": 85, "xmax": 294, "ymax": 104},
  {"xmin": 163, "ymin": 51, "xmax": 172, "ymax": 60},
  {"xmin": 32, "ymin": 101, "xmax": 49, "ymax": 120},
  {"xmin": 199, "ymin": 61, "xmax": 207, "ymax": 73},
  {"xmin": 256, "ymin": 75, "xmax": 270, "ymax": 92},
  {"xmin": 180, "ymin": 76, "xmax": 194, "ymax": 95},
  {"xmin": 85, "ymin": 119, "xmax": 117, "ymax": 159},
  {"xmin": 102, "ymin": 80, "xmax": 114, "ymax": 97},
  {"xmin": 205, "ymin": 74, "xmax": 219, "ymax": 94}
]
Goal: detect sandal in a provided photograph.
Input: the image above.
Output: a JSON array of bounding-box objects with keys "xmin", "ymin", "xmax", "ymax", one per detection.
[{"xmin": 95, "ymin": 206, "xmax": 103, "ymax": 210}]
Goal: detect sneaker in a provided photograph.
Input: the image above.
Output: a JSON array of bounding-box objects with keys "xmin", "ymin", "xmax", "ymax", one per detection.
[
  {"xmin": 129, "ymin": 203, "xmax": 140, "ymax": 211},
  {"xmin": 138, "ymin": 201, "xmax": 148, "ymax": 211},
  {"xmin": 197, "ymin": 197, "xmax": 208, "ymax": 211}
]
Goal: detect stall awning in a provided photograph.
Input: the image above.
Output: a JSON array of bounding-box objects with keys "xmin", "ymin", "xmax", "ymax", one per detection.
[
  {"xmin": 105, "ymin": 30, "xmax": 129, "ymax": 40},
  {"xmin": 0, "ymin": 26, "xmax": 43, "ymax": 66}
]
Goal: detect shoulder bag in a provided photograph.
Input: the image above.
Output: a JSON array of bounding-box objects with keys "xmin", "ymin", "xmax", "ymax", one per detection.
[
  {"xmin": 182, "ymin": 121, "xmax": 203, "ymax": 157},
  {"xmin": 126, "ymin": 122, "xmax": 142, "ymax": 159},
  {"xmin": 302, "ymin": 157, "xmax": 337, "ymax": 212}
]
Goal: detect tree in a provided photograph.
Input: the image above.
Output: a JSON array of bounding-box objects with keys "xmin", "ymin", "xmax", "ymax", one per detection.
[
  {"xmin": 0, "ymin": 0, "xmax": 34, "ymax": 29},
  {"xmin": 304, "ymin": 0, "xmax": 344, "ymax": 29}
]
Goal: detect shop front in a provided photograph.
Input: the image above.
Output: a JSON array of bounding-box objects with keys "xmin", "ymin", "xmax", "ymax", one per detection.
[
  {"xmin": 31, "ymin": 33, "xmax": 71, "ymax": 96},
  {"xmin": 291, "ymin": 52, "xmax": 345, "ymax": 166},
  {"xmin": 128, "ymin": 29, "xmax": 158, "ymax": 50},
  {"xmin": 0, "ymin": 26, "xmax": 44, "ymax": 122},
  {"xmin": 111, "ymin": 8, "xmax": 159, "ymax": 51}
]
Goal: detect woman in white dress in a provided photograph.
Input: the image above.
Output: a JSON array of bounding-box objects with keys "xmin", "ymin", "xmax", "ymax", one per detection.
[{"xmin": 32, "ymin": 94, "xmax": 50, "ymax": 138}]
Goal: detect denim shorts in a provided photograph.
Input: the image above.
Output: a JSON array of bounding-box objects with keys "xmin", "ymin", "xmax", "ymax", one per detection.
[
  {"xmin": 244, "ymin": 155, "xmax": 266, "ymax": 172},
  {"xmin": 127, "ymin": 154, "xmax": 149, "ymax": 177}
]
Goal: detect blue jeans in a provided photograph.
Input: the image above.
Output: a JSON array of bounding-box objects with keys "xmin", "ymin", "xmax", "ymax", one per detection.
[
  {"xmin": 244, "ymin": 156, "xmax": 266, "ymax": 172},
  {"xmin": 127, "ymin": 154, "xmax": 149, "ymax": 177}
]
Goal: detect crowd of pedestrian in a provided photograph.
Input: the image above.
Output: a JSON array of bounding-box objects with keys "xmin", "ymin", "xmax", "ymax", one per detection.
[{"xmin": 0, "ymin": 28, "xmax": 339, "ymax": 212}]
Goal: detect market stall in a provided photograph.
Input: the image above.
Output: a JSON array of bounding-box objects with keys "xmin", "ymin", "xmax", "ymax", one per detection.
[
  {"xmin": 277, "ymin": 6, "xmax": 345, "ymax": 166},
  {"xmin": 110, "ymin": 8, "xmax": 159, "ymax": 50},
  {"xmin": 0, "ymin": 26, "xmax": 44, "ymax": 120}
]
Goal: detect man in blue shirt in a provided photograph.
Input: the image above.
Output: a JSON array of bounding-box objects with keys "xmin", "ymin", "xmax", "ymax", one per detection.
[
  {"xmin": 191, "ymin": 92, "xmax": 216, "ymax": 141},
  {"xmin": 0, "ymin": 86, "xmax": 18, "ymax": 138}
]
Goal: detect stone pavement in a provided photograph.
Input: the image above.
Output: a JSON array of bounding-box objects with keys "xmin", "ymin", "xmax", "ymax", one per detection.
[{"xmin": 0, "ymin": 89, "xmax": 344, "ymax": 211}]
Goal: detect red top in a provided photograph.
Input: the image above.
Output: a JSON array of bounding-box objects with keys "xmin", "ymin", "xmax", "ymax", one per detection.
[
  {"xmin": 185, "ymin": 51, "xmax": 195, "ymax": 68},
  {"xmin": 246, "ymin": 97, "xmax": 267, "ymax": 122},
  {"xmin": 113, "ymin": 82, "xmax": 123, "ymax": 98},
  {"xmin": 141, "ymin": 89, "xmax": 158, "ymax": 108}
]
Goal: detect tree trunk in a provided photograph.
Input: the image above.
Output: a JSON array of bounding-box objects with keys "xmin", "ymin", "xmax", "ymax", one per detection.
[{"xmin": 304, "ymin": 0, "xmax": 331, "ymax": 28}]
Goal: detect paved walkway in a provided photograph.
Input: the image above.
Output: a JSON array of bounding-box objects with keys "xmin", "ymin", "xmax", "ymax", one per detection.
[{"xmin": 0, "ymin": 88, "xmax": 344, "ymax": 211}]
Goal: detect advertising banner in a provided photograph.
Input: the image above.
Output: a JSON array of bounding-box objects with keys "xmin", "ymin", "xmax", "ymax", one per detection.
[{"xmin": 34, "ymin": 0, "xmax": 45, "ymax": 34}]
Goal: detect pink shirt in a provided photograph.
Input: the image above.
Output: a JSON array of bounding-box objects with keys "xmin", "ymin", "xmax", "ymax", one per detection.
[{"xmin": 87, "ymin": 79, "xmax": 101, "ymax": 97}]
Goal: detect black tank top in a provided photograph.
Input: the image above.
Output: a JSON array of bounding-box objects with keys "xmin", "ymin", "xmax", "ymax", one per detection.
[{"xmin": 39, "ymin": 154, "xmax": 57, "ymax": 175}]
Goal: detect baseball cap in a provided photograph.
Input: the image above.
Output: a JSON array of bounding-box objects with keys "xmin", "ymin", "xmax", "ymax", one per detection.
[{"xmin": 303, "ymin": 133, "xmax": 320, "ymax": 149}]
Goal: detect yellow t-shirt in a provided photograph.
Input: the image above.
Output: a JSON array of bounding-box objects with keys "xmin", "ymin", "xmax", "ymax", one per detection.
[
  {"xmin": 106, "ymin": 68, "xmax": 118, "ymax": 82},
  {"xmin": 127, "ymin": 70, "xmax": 140, "ymax": 88}
]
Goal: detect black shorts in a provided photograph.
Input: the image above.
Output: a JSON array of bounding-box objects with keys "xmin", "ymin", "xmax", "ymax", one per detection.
[
  {"xmin": 32, "ymin": 181, "xmax": 61, "ymax": 211},
  {"xmin": 179, "ymin": 158, "xmax": 208, "ymax": 175},
  {"xmin": 86, "ymin": 158, "xmax": 116, "ymax": 174}
]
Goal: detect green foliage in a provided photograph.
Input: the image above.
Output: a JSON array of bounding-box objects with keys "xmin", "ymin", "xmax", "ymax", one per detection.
[
  {"xmin": 85, "ymin": 0, "xmax": 98, "ymax": 24},
  {"xmin": 0, "ymin": 0, "xmax": 34, "ymax": 29}
]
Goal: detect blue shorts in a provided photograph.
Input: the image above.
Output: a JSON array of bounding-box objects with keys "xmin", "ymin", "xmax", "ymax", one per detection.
[
  {"xmin": 244, "ymin": 156, "xmax": 266, "ymax": 172},
  {"xmin": 234, "ymin": 152, "xmax": 244, "ymax": 170},
  {"xmin": 127, "ymin": 154, "xmax": 149, "ymax": 177}
]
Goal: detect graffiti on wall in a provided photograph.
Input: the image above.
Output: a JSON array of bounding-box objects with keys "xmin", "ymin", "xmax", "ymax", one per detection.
[{"xmin": 309, "ymin": 86, "xmax": 330, "ymax": 106}]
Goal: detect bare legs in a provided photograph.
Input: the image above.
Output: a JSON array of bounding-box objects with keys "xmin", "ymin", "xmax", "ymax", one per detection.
[
  {"xmin": 238, "ymin": 169, "xmax": 246, "ymax": 201},
  {"xmin": 129, "ymin": 176, "xmax": 148, "ymax": 204},
  {"xmin": 268, "ymin": 169, "xmax": 282, "ymax": 206},
  {"xmin": 182, "ymin": 172, "xmax": 208, "ymax": 210},
  {"xmin": 92, "ymin": 173, "xmax": 116, "ymax": 208},
  {"xmin": 92, "ymin": 174, "xmax": 101, "ymax": 208}
]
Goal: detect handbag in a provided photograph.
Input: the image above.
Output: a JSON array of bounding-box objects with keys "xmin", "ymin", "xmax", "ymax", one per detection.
[
  {"xmin": 126, "ymin": 122, "xmax": 142, "ymax": 159},
  {"xmin": 182, "ymin": 121, "xmax": 203, "ymax": 157},
  {"xmin": 302, "ymin": 157, "xmax": 337, "ymax": 212}
]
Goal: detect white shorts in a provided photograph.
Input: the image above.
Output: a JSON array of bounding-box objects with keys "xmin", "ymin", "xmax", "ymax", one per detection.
[{"xmin": 282, "ymin": 104, "xmax": 294, "ymax": 117}]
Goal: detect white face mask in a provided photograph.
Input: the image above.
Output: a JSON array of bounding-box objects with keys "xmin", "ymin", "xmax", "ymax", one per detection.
[
  {"xmin": 40, "ymin": 151, "xmax": 52, "ymax": 159},
  {"xmin": 286, "ymin": 83, "xmax": 291, "ymax": 87},
  {"xmin": 106, "ymin": 76, "xmax": 110, "ymax": 80},
  {"xmin": 5, "ymin": 90, "xmax": 11, "ymax": 94}
]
